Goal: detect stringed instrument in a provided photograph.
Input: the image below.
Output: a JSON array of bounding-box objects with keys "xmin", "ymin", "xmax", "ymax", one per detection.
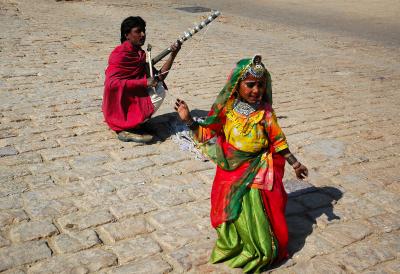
[{"xmin": 146, "ymin": 10, "xmax": 221, "ymax": 110}]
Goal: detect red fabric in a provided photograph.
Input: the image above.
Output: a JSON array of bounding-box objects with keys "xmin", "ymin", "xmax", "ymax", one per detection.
[
  {"xmin": 210, "ymin": 153, "xmax": 288, "ymax": 261},
  {"xmin": 102, "ymin": 41, "xmax": 154, "ymax": 131},
  {"xmin": 210, "ymin": 153, "xmax": 248, "ymax": 228},
  {"xmin": 260, "ymin": 153, "xmax": 288, "ymax": 261}
]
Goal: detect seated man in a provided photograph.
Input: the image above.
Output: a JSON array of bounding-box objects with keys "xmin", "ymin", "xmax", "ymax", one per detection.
[{"xmin": 102, "ymin": 16, "xmax": 181, "ymax": 143}]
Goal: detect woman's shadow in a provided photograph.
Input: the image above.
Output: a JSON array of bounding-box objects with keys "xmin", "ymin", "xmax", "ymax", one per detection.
[{"xmin": 271, "ymin": 182, "xmax": 343, "ymax": 270}]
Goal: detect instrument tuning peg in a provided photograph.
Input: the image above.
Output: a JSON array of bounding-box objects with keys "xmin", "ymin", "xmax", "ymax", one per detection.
[{"xmin": 193, "ymin": 24, "xmax": 200, "ymax": 33}]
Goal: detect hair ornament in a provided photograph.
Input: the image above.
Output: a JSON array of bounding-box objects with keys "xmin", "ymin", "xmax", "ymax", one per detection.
[{"xmin": 241, "ymin": 55, "xmax": 266, "ymax": 80}]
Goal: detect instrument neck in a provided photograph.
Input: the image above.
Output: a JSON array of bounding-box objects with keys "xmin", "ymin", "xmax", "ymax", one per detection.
[
  {"xmin": 151, "ymin": 10, "xmax": 220, "ymax": 65},
  {"xmin": 152, "ymin": 48, "xmax": 171, "ymax": 65}
]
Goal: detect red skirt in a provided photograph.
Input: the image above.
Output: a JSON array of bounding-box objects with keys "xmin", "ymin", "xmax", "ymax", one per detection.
[{"xmin": 210, "ymin": 153, "xmax": 288, "ymax": 261}]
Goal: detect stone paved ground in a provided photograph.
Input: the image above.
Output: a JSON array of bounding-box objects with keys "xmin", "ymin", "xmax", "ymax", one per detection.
[{"xmin": 0, "ymin": 0, "xmax": 399, "ymax": 273}]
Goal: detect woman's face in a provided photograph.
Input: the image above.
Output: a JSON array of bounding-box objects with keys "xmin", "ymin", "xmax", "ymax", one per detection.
[{"xmin": 238, "ymin": 74, "xmax": 266, "ymax": 104}]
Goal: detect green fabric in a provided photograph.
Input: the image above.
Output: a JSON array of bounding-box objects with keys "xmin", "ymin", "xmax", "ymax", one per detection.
[
  {"xmin": 210, "ymin": 188, "xmax": 278, "ymax": 273},
  {"xmin": 193, "ymin": 58, "xmax": 273, "ymax": 223},
  {"xmin": 223, "ymin": 150, "xmax": 264, "ymax": 223}
]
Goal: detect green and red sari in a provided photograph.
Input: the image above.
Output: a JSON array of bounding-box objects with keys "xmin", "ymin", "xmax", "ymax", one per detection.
[{"xmin": 192, "ymin": 59, "xmax": 289, "ymax": 272}]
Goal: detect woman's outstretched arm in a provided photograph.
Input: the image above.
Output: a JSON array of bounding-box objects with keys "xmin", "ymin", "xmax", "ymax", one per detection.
[{"xmin": 278, "ymin": 148, "xmax": 308, "ymax": 180}]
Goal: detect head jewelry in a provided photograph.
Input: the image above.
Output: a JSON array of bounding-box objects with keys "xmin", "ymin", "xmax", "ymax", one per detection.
[{"xmin": 240, "ymin": 55, "xmax": 266, "ymax": 80}]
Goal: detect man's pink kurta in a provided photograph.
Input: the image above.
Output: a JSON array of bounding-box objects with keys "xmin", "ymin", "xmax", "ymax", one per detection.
[{"xmin": 102, "ymin": 41, "xmax": 154, "ymax": 131}]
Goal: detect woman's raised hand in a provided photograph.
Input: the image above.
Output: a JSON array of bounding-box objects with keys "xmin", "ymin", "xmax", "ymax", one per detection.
[{"xmin": 174, "ymin": 98, "xmax": 191, "ymax": 123}]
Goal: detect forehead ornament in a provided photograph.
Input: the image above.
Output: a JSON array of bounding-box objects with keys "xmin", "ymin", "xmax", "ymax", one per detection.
[{"xmin": 241, "ymin": 55, "xmax": 266, "ymax": 80}]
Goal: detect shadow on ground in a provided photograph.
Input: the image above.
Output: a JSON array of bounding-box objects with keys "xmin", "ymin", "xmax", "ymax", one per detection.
[
  {"xmin": 268, "ymin": 184, "xmax": 343, "ymax": 271},
  {"xmin": 145, "ymin": 109, "xmax": 209, "ymax": 142}
]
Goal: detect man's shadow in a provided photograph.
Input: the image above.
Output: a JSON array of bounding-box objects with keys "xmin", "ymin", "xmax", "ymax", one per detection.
[{"xmin": 145, "ymin": 109, "xmax": 208, "ymax": 142}]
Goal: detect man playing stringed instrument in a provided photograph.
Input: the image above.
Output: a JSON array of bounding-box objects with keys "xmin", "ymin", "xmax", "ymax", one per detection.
[{"xmin": 102, "ymin": 16, "xmax": 181, "ymax": 143}]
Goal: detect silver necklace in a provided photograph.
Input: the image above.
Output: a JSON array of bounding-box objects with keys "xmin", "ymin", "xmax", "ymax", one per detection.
[{"xmin": 233, "ymin": 99, "xmax": 260, "ymax": 116}]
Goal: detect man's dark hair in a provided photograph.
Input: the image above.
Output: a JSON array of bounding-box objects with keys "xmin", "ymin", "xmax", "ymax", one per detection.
[{"xmin": 120, "ymin": 16, "xmax": 146, "ymax": 43}]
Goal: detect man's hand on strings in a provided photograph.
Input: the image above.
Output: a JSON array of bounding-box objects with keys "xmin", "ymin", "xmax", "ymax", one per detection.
[
  {"xmin": 170, "ymin": 40, "xmax": 182, "ymax": 56},
  {"xmin": 147, "ymin": 77, "xmax": 158, "ymax": 88},
  {"xmin": 174, "ymin": 98, "xmax": 191, "ymax": 123}
]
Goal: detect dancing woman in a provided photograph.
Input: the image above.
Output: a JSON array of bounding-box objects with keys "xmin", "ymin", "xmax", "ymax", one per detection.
[{"xmin": 175, "ymin": 56, "xmax": 308, "ymax": 273}]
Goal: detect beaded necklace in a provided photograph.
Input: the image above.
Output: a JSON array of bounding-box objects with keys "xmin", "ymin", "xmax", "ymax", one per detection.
[{"xmin": 233, "ymin": 99, "xmax": 260, "ymax": 117}]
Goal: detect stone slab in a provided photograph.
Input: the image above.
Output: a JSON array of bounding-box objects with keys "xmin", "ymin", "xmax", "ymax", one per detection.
[
  {"xmin": 51, "ymin": 229, "xmax": 100, "ymax": 254},
  {"xmin": 0, "ymin": 241, "xmax": 52, "ymax": 272},
  {"xmin": 27, "ymin": 248, "xmax": 117, "ymax": 274},
  {"xmin": 9, "ymin": 220, "xmax": 58, "ymax": 242},
  {"xmin": 108, "ymin": 236, "xmax": 161, "ymax": 264},
  {"xmin": 96, "ymin": 216, "xmax": 153, "ymax": 244},
  {"xmin": 0, "ymin": 146, "xmax": 18, "ymax": 157}
]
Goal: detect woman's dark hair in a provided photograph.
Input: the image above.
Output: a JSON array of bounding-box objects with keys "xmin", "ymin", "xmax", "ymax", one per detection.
[{"xmin": 120, "ymin": 16, "xmax": 146, "ymax": 43}]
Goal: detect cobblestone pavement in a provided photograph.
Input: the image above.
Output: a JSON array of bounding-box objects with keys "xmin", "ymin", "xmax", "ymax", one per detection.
[{"xmin": 0, "ymin": 0, "xmax": 399, "ymax": 273}]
